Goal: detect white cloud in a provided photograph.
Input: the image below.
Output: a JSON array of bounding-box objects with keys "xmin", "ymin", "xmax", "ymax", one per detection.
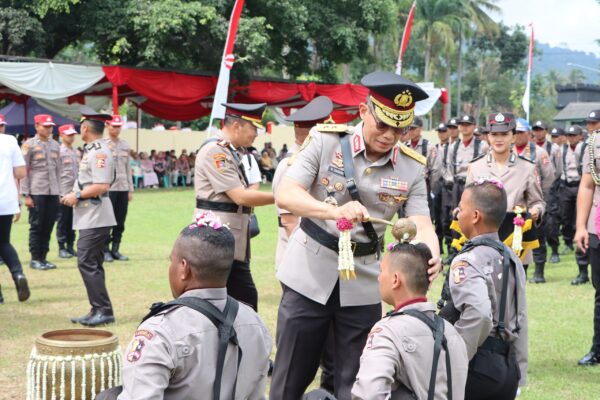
[{"xmin": 492, "ymin": 0, "xmax": 600, "ymax": 56}]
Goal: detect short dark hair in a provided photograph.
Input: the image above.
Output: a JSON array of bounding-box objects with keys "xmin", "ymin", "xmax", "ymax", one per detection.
[
  {"xmin": 82, "ymin": 119, "xmax": 104, "ymax": 134},
  {"xmin": 387, "ymin": 242, "xmax": 432, "ymax": 295},
  {"xmin": 174, "ymin": 224, "xmax": 235, "ymax": 284},
  {"xmin": 464, "ymin": 181, "xmax": 507, "ymax": 228}
]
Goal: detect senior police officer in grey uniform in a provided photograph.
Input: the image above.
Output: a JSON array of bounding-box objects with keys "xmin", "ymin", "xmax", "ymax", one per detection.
[
  {"xmin": 21, "ymin": 114, "xmax": 61, "ymax": 270},
  {"xmin": 62, "ymin": 109, "xmax": 116, "ymax": 327},
  {"xmin": 561, "ymin": 125, "xmax": 591, "ymax": 284},
  {"xmin": 574, "ymin": 109, "xmax": 600, "ymax": 366},
  {"xmin": 440, "ymin": 179, "xmax": 528, "ymax": 400},
  {"xmin": 195, "ymin": 103, "xmax": 274, "ymax": 311},
  {"xmin": 272, "ymin": 72, "xmax": 442, "ymax": 400},
  {"xmin": 56, "ymin": 124, "xmax": 80, "ymax": 259},
  {"xmin": 103, "ymin": 115, "xmax": 134, "ymax": 262}
]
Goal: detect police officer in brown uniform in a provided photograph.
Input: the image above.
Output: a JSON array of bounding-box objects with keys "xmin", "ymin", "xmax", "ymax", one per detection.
[
  {"xmin": 56, "ymin": 124, "xmax": 80, "ymax": 259},
  {"xmin": 21, "ymin": 114, "xmax": 61, "ymax": 270},
  {"xmin": 440, "ymin": 179, "xmax": 528, "ymax": 400},
  {"xmin": 194, "ymin": 103, "xmax": 274, "ymax": 311},
  {"xmin": 62, "ymin": 109, "xmax": 116, "ymax": 327},
  {"xmin": 352, "ymin": 240, "xmax": 468, "ymax": 399},
  {"xmin": 534, "ymin": 122, "xmax": 564, "ymax": 263},
  {"xmin": 513, "ymin": 119, "xmax": 555, "ymax": 282},
  {"xmin": 574, "ymin": 109, "xmax": 600, "ymax": 365},
  {"xmin": 272, "ymin": 72, "xmax": 442, "ymax": 400},
  {"xmin": 560, "ymin": 125, "xmax": 591, "ymax": 284},
  {"xmin": 103, "ymin": 115, "xmax": 134, "ymax": 262}
]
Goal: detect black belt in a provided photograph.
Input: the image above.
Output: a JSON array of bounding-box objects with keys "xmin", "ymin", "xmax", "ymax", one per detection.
[
  {"xmin": 480, "ymin": 336, "xmax": 510, "ymax": 356},
  {"xmin": 443, "ymin": 181, "xmax": 454, "ymax": 189},
  {"xmin": 562, "ymin": 180, "xmax": 580, "ymax": 187},
  {"xmin": 196, "ymin": 199, "xmax": 251, "ymax": 214},
  {"xmin": 454, "ymin": 176, "xmax": 466, "ymax": 184},
  {"xmin": 300, "ymin": 218, "xmax": 383, "ymax": 257},
  {"xmin": 277, "ymin": 216, "xmax": 284, "ymax": 228}
]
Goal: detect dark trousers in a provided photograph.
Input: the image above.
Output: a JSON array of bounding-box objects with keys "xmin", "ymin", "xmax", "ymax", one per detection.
[
  {"xmin": 56, "ymin": 204, "xmax": 75, "ymax": 247},
  {"xmin": 28, "ymin": 195, "xmax": 59, "ymax": 260},
  {"xmin": 0, "ymin": 214, "xmax": 23, "ymax": 278},
  {"xmin": 545, "ymin": 180, "xmax": 561, "ymax": 252},
  {"xmin": 432, "ymin": 185, "xmax": 444, "ymax": 250},
  {"xmin": 441, "ymin": 185, "xmax": 454, "ymax": 249},
  {"xmin": 465, "ymin": 348, "xmax": 519, "ymax": 400},
  {"xmin": 559, "ymin": 183, "xmax": 579, "ymax": 246},
  {"xmin": 77, "ymin": 227, "xmax": 113, "ymax": 314},
  {"xmin": 107, "ymin": 191, "xmax": 129, "ymax": 246},
  {"xmin": 533, "ymin": 217, "xmax": 548, "ymax": 265},
  {"xmin": 227, "ymin": 259, "xmax": 258, "ymax": 311},
  {"xmin": 588, "ymin": 235, "xmax": 600, "ymax": 353},
  {"xmin": 270, "ymin": 284, "xmax": 380, "ymax": 400}
]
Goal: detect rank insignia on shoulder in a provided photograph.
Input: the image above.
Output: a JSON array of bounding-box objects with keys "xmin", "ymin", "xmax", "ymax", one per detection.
[
  {"xmin": 217, "ymin": 139, "xmax": 230, "ymax": 148},
  {"xmin": 288, "ymin": 135, "xmax": 313, "ymax": 166},
  {"xmin": 315, "ymin": 123, "xmax": 352, "ymax": 134},
  {"xmin": 399, "ymin": 144, "xmax": 426, "ymax": 165}
]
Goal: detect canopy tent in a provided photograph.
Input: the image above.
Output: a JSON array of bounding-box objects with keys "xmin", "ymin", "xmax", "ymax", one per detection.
[
  {"xmin": 0, "ymin": 58, "xmax": 446, "ymax": 126},
  {"xmin": 0, "ymin": 97, "xmax": 78, "ymax": 135}
]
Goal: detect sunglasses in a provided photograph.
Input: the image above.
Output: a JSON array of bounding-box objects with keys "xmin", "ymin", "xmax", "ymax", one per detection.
[{"xmin": 368, "ymin": 105, "xmax": 407, "ymax": 135}]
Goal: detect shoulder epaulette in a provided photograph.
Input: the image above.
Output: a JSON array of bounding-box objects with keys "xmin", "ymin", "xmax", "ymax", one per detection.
[
  {"xmin": 315, "ymin": 123, "xmax": 352, "ymax": 134},
  {"xmin": 517, "ymin": 154, "xmax": 535, "ymax": 164},
  {"xmin": 399, "ymin": 143, "xmax": 426, "ymax": 165},
  {"xmin": 216, "ymin": 139, "xmax": 230, "ymax": 148},
  {"xmin": 470, "ymin": 153, "xmax": 486, "ymax": 163}
]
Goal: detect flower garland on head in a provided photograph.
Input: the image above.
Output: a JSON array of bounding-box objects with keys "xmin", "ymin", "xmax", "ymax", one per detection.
[
  {"xmin": 190, "ymin": 211, "xmax": 227, "ymax": 230},
  {"xmin": 336, "ymin": 218, "xmax": 356, "ymax": 280},
  {"xmin": 473, "ymin": 177, "xmax": 504, "ymax": 190}
]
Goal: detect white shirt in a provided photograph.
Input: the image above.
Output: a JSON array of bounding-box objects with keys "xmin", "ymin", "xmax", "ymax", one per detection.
[
  {"xmin": 0, "ymin": 134, "xmax": 25, "ymax": 215},
  {"xmin": 241, "ymin": 152, "xmax": 261, "ymax": 185}
]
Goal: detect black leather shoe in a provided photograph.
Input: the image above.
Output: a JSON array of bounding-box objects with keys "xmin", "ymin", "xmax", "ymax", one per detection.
[
  {"xmin": 30, "ymin": 260, "xmax": 49, "ymax": 270},
  {"xmin": 80, "ymin": 311, "xmax": 115, "ymax": 327},
  {"xmin": 578, "ymin": 351, "xmax": 600, "ymax": 366},
  {"xmin": 67, "ymin": 247, "xmax": 77, "ymax": 257},
  {"xmin": 42, "ymin": 260, "xmax": 57, "ymax": 270},
  {"xmin": 529, "ymin": 274, "xmax": 546, "ymax": 284},
  {"xmin": 571, "ymin": 274, "xmax": 590, "ymax": 285},
  {"xmin": 0, "ymin": 285, "xmax": 4, "ymax": 304},
  {"xmin": 59, "ymin": 249, "xmax": 72, "ymax": 259},
  {"xmin": 14, "ymin": 274, "xmax": 30, "ymax": 302},
  {"xmin": 70, "ymin": 310, "xmax": 94, "ymax": 324},
  {"xmin": 104, "ymin": 251, "xmax": 114, "ymax": 262},
  {"xmin": 550, "ymin": 254, "xmax": 560, "ymax": 263},
  {"xmin": 111, "ymin": 251, "xmax": 129, "ymax": 261}
]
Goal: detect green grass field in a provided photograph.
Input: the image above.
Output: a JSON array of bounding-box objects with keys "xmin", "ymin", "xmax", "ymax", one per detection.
[{"xmin": 1, "ymin": 187, "xmax": 600, "ymax": 399}]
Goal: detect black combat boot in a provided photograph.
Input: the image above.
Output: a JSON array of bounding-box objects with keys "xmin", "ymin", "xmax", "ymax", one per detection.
[
  {"xmin": 571, "ymin": 265, "xmax": 590, "ymax": 285},
  {"xmin": 58, "ymin": 242, "xmax": 72, "ymax": 259},
  {"xmin": 67, "ymin": 243, "xmax": 77, "ymax": 257},
  {"xmin": 529, "ymin": 263, "xmax": 546, "ymax": 283},
  {"xmin": 111, "ymin": 243, "xmax": 129, "ymax": 261},
  {"xmin": 104, "ymin": 246, "xmax": 114, "ymax": 262}
]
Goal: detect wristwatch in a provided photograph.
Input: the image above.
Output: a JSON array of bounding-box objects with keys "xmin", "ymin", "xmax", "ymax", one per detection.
[{"xmin": 75, "ymin": 191, "xmax": 82, "ymax": 200}]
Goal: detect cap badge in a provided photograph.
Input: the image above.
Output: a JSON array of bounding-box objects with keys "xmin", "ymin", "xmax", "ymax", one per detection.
[
  {"xmin": 394, "ymin": 90, "xmax": 413, "ymax": 108},
  {"xmin": 495, "ymin": 113, "xmax": 505, "ymax": 123},
  {"xmin": 536, "ymin": 120, "xmax": 541, "ymax": 125},
  {"xmin": 438, "ymin": 123, "xmax": 444, "ymax": 129},
  {"xmin": 450, "ymin": 119, "xmax": 456, "ymax": 124},
  {"xmin": 591, "ymin": 112, "xmax": 597, "ymax": 118},
  {"xmin": 463, "ymin": 116, "xmax": 469, "ymax": 121},
  {"xmin": 569, "ymin": 127, "xmax": 574, "ymax": 132},
  {"xmin": 46, "ymin": 117, "xmax": 51, "ymax": 121}
]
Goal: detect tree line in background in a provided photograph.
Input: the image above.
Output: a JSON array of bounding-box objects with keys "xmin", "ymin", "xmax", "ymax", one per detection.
[{"xmin": 0, "ymin": 0, "xmax": 599, "ymax": 127}]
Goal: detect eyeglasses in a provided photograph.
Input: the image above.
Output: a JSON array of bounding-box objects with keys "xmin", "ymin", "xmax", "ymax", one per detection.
[{"xmin": 368, "ymin": 105, "xmax": 407, "ymax": 135}]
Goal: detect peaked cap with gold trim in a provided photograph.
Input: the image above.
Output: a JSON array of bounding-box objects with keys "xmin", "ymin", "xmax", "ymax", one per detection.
[
  {"xmin": 361, "ymin": 71, "xmax": 428, "ymax": 129},
  {"xmin": 223, "ymin": 102, "xmax": 267, "ymax": 129}
]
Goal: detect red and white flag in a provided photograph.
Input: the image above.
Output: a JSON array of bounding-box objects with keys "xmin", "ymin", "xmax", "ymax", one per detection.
[
  {"xmin": 396, "ymin": 1, "xmax": 416, "ymax": 75},
  {"xmin": 209, "ymin": 0, "xmax": 246, "ymax": 131},
  {"xmin": 522, "ymin": 23, "xmax": 534, "ymax": 121}
]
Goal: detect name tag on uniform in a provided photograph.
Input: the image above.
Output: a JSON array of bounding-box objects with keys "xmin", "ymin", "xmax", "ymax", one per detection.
[
  {"xmin": 328, "ymin": 165, "xmax": 345, "ymax": 177},
  {"xmin": 34, "ymin": 153, "xmax": 45, "ymax": 160},
  {"xmin": 380, "ymin": 177, "xmax": 408, "ymax": 191}
]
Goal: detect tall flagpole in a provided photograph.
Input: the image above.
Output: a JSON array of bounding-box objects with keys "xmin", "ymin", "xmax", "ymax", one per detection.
[
  {"xmin": 396, "ymin": 1, "xmax": 416, "ymax": 75},
  {"xmin": 522, "ymin": 23, "xmax": 534, "ymax": 122},
  {"xmin": 208, "ymin": 0, "xmax": 246, "ymax": 134}
]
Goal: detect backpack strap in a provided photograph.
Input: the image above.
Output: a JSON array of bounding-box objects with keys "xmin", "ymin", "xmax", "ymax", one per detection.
[
  {"xmin": 142, "ymin": 296, "xmax": 241, "ymax": 400},
  {"xmin": 422, "ymin": 138, "xmax": 429, "ymax": 158},
  {"xmin": 389, "ymin": 310, "xmax": 452, "ymax": 400},
  {"xmin": 473, "ymin": 138, "xmax": 481, "ymax": 159},
  {"xmin": 452, "ymin": 139, "xmax": 461, "ymax": 175},
  {"xmin": 579, "ymin": 141, "xmax": 588, "ymax": 176},
  {"xmin": 562, "ymin": 144, "xmax": 568, "ymax": 178},
  {"xmin": 529, "ymin": 142, "xmax": 536, "ymax": 162}
]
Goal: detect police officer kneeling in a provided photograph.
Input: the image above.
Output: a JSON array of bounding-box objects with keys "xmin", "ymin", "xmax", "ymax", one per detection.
[
  {"xmin": 96, "ymin": 211, "xmax": 272, "ymax": 400},
  {"xmin": 439, "ymin": 179, "xmax": 528, "ymax": 400},
  {"xmin": 352, "ymin": 238, "xmax": 468, "ymax": 399}
]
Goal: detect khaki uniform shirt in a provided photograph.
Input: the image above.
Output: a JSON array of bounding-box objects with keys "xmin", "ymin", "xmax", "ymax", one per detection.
[
  {"xmin": 72, "ymin": 139, "xmax": 116, "ymax": 230},
  {"xmin": 466, "ymin": 152, "xmax": 546, "ymax": 216},
  {"xmin": 449, "ymin": 232, "xmax": 528, "ymax": 385},
  {"xmin": 20, "ymin": 136, "xmax": 61, "ymax": 195},
  {"xmin": 272, "ymin": 141, "xmax": 301, "ymax": 269},
  {"xmin": 277, "ymin": 122, "xmax": 430, "ymax": 306},
  {"xmin": 536, "ymin": 141, "xmax": 562, "ymax": 181},
  {"xmin": 58, "ymin": 144, "xmax": 79, "ymax": 197},
  {"xmin": 104, "ymin": 138, "xmax": 134, "ymax": 192},
  {"xmin": 561, "ymin": 142, "xmax": 586, "ymax": 183},
  {"xmin": 583, "ymin": 131, "xmax": 600, "ymax": 234},
  {"xmin": 441, "ymin": 138, "xmax": 489, "ymax": 183},
  {"xmin": 352, "ymin": 302, "xmax": 469, "ymax": 400},
  {"xmin": 517, "ymin": 143, "xmax": 555, "ymax": 197},
  {"xmin": 194, "ymin": 135, "xmax": 250, "ymax": 262},
  {"xmin": 119, "ymin": 288, "xmax": 272, "ymax": 400},
  {"xmin": 408, "ymin": 137, "xmax": 441, "ymax": 184}
]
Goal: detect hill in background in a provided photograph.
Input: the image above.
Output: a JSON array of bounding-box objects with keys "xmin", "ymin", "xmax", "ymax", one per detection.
[{"xmin": 534, "ymin": 42, "xmax": 600, "ymax": 83}]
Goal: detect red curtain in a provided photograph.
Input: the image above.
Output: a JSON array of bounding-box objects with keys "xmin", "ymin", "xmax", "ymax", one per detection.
[
  {"xmin": 138, "ymin": 99, "xmax": 211, "ymax": 121},
  {"xmin": 316, "ymin": 83, "xmax": 368, "ymax": 107}
]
